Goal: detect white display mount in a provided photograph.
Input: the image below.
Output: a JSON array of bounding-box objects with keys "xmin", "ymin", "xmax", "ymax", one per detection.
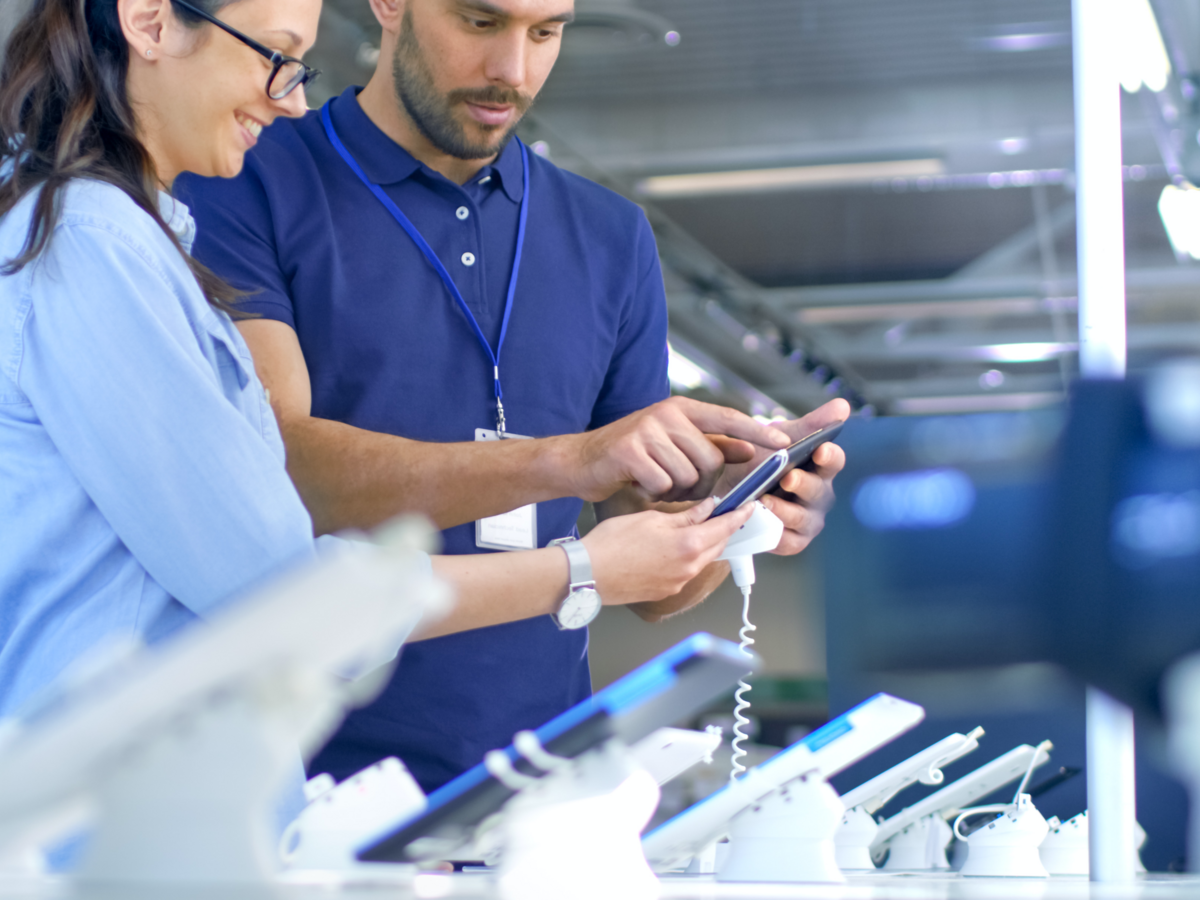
[
  {"xmin": 0, "ymin": 518, "xmax": 448, "ymax": 885},
  {"xmin": 471, "ymin": 734, "xmax": 662, "ymax": 900},
  {"xmin": 834, "ymin": 727, "xmax": 984, "ymax": 870},
  {"xmin": 643, "ymin": 693, "xmax": 925, "ymax": 882},
  {"xmin": 870, "ymin": 742, "xmax": 1053, "ymax": 871}
]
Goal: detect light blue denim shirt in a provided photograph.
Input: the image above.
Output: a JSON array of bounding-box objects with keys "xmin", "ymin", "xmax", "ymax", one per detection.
[{"xmin": 0, "ymin": 179, "xmax": 320, "ymax": 718}]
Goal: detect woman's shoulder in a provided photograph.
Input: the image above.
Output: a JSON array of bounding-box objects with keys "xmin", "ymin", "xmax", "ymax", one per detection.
[{"xmin": 0, "ymin": 178, "xmax": 163, "ymax": 256}]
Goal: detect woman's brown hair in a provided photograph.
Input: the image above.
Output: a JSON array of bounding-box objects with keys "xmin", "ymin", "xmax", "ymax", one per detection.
[{"xmin": 0, "ymin": 0, "xmax": 240, "ymax": 311}]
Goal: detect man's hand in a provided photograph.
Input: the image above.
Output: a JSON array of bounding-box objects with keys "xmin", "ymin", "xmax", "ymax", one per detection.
[
  {"xmin": 713, "ymin": 398, "xmax": 851, "ymax": 556},
  {"xmin": 565, "ymin": 396, "xmax": 791, "ymax": 504}
]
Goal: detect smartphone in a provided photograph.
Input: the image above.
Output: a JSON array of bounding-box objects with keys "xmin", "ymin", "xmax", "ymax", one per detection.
[{"xmin": 710, "ymin": 422, "xmax": 845, "ymax": 517}]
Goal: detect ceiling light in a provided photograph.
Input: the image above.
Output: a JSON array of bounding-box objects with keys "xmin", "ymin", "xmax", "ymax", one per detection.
[
  {"xmin": 892, "ymin": 393, "xmax": 1063, "ymax": 415},
  {"xmin": 1119, "ymin": 0, "xmax": 1171, "ymax": 93},
  {"xmin": 969, "ymin": 342, "xmax": 1077, "ymax": 363},
  {"xmin": 797, "ymin": 297, "xmax": 1043, "ymax": 325},
  {"xmin": 635, "ymin": 159, "xmax": 944, "ymax": 199},
  {"xmin": 1158, "ymin": 183, "xmax": 1200, "ymax": 258},
  {"xmin": 976, "ymin": 28, "xmax": 1070, "ymax": 53},
  {"xmin": 667, "ymin": 343, "xmax": 720, "ymax": 392}
]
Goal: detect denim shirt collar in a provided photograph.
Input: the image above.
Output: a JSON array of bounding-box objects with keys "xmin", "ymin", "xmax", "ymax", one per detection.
[{"xmin": 158, "ymin": 191, "xmax": 196, "ymax": 255}]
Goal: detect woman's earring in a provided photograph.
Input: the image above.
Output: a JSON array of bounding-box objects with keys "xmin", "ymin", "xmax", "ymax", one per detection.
[{"xmin": 146, "ymin": 49, "xmax": 153, "ymax": 58}]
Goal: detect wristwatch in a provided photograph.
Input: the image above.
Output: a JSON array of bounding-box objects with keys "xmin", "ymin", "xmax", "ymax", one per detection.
[{"xmin": 548, "ymin": 537, "xmax": 602, "ymax": 630}]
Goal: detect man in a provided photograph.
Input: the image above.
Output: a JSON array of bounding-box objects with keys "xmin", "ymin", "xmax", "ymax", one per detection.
[{"xmin": 176, "ymin": 0, "xmax": 848, "ymax": 792}]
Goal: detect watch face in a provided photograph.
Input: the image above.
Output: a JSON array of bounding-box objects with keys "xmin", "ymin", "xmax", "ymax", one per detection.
[{"xmin": 558, "ymin": 588, "xmax": 602, "ymax": 629}]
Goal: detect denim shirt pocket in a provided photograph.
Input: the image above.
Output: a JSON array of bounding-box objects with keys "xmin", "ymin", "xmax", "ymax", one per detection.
[
  {"xmin": 198, "ymin": 309, "xmax": 286, "ymax": 462},
  {"xmin": 199, "ymin": 311, "xmax": 252, "ymax": 397}
]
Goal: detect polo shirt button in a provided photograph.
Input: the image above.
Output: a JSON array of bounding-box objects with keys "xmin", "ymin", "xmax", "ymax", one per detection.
[
  {"xmin": 456, "ymin": 206, "xmax": 470, "ymax": 221},
  {"xmin": 461, "ymin": 252, "xmax": 476, "ymax": 267}
]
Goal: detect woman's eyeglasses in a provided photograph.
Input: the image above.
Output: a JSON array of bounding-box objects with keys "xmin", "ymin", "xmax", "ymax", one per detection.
[{"xmin": 170, "ymin": 0, "xmax": 320, "ymax": 100}]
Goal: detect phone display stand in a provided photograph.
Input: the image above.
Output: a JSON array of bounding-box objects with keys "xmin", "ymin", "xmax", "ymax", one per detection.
[
  {"xmin": 0, "ymin": 518, "xmax": 446, "ymax": 886},
  {"xmin": 1039, "ymin": 811, "xmax": 1147, "ymax": 876},
  {"xmin": 1040, "ymin": 812, "xmax": 1088, "ymax": 876},
  {"xmin": 1165, "ymin": 653, "xmax": 1200, "ymax": 876},
  {"xmin": 716, "ymin": 771, "xmax": 844, "ymax": 884},
  {"xmin": 834, "ymin": 806, "xmax": 880, "ymax": 870},
  {"xmin": 488, "ymin": 733, "xmax": 661, "ymax": 900},
  {"xmin": 955, "ymin": 794, "xmax": 1049, "ymax": 878},
  {"xmin": 280, "ymin": 758, "xmax": 426, "ymax": 871},
  {"xmin": 881, "ymin": 814, "xmax": 953, "ymax": 870}
]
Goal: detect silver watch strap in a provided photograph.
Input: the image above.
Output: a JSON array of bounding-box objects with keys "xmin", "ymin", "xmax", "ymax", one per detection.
[{"xmin": 553, "ymin": 538, "xmax": 594, "ymax": 588}]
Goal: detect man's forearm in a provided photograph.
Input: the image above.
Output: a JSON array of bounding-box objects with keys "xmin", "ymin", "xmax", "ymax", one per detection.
[
  {"xmin": 624, "ymin": 560, "xmax": 731, "ymax": 623},
  {"xmin": 281, "ymin": 415, "xmax": 578, "ymax": 535}
]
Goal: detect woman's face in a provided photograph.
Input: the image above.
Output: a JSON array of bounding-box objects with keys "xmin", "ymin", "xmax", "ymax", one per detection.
[{"xmin": 124, "ymin": 0, "xmax": 321, "ymax": 184}]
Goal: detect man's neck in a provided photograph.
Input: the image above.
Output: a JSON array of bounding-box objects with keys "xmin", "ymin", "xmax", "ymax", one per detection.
[{"xmin": 357, "ymin": 72, "xmax": 495, "ymax": 186}]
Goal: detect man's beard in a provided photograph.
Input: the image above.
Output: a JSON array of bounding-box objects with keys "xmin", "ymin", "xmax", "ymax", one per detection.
[{"xmin": 392, "ymin": 11, "xmax": 534, "ymax": 160}]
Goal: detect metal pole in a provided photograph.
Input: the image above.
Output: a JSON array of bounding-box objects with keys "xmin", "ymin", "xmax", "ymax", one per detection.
[{"xmin": 1072, "ymin": 0, "xmax": 1138, "ymax": 883}]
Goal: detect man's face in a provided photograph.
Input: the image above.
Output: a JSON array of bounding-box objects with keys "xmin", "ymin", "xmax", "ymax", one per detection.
[{"xmin": 392, "ymin": 0, "xmax": 573, "ymax": 160}]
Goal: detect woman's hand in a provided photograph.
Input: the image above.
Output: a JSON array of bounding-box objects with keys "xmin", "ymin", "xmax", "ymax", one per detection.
[{"xmin": 581, "ymin": 497, "xmax": 753, "ymax": 606}]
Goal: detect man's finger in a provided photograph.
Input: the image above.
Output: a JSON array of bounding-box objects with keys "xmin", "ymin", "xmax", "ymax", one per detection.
[
  {"xmin": 707, "ymin": 435, "xmax": 757, "ymax": 465},
  {"xmin": 674, "ymin": 398, "xmax": 790, "ymax": 449}
]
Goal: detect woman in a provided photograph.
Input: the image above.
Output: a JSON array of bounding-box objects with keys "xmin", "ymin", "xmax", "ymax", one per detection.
[{"xmin": 0, "ymin": 0, "xmax": 752, "ymax": 720}]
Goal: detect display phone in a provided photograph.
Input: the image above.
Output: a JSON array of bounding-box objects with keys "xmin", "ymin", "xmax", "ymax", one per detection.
[
  {"xmin": 710, "ymin": 422, "xmax": 845, "ymax": 518},
  {"xmin": 357, "ymin": 632, "xmax": 761, "ymax": 864}
]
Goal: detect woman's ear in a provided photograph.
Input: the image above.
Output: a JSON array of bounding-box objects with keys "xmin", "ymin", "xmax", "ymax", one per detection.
[{"xmin": 117, "ymin": 0, "xmax": 173, "ymax": 60}]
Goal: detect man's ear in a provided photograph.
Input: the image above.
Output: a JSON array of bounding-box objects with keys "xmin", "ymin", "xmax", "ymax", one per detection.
[
  {"xmin": 368, "ymin": 0, "xmax": 405, "ymax": 35},
  {"xmin": 116, "ymin": 0, "xmax": 171, "ymax": 59}
]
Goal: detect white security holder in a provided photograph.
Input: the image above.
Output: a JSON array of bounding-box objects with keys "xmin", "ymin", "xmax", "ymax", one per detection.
[
  {"xmin": 0, "ymin": 518, "xmax": 448, "ymax": 886},
  {"xmin": 487, "ymin": 731, "xmax": 662, "ymax": 900},
  {"xmin": 883, "ymin": 814, "xmax": 954, "ymax": 871},
  {"xmin": 836, "ymin": 727, "xmax": 984, "ymax": 871},
  {"xmin": 1039, "ymin": 809, "xmax": 1147, "ymax": 877},
  {"xmin": 954, "ymin": 794, "xmax": 1050, "ymax": 878},
  {"xmin": 279, "ymin": 757, "xmax": 426, "ymax": 871},
  {"xmin": 1041, "ymin": 812, "xmax": 1088, "ymax": 876},
  {"xmin": 834, "ymin": 806, "xmax": 881, "ymax": 871},
  {"xmin": 717, "ymin": 770, "xmax": 845, "ymax": 884}
]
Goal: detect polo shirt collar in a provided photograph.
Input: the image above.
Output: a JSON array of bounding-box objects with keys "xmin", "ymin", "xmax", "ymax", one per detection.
[{"xmin": 329, "ymin": 86, "xmax": 525, "ymax": 203}]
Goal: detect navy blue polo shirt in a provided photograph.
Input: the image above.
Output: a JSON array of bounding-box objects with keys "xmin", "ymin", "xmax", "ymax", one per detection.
[{"xmin": 175, "ymin": 87, "xmax": 670, "ymax": 792}]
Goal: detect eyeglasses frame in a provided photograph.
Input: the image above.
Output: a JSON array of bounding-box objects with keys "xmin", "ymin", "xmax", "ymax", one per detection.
[{"xmin": 168, "ymin": 0, "xmax": 321, "ymax": 100}]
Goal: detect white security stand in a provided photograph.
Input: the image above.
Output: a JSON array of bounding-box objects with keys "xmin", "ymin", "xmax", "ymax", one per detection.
[
  {"xmin": 0, "ymin": 517, "xmax": 447, "ymax": 886},
  {"xmin": 490, "ymin": 735, "xmax": 662, "ymax": 900},
  {"xmin": 1162, "ymin": 653, "xmax": 1200, "ymax": 872},
  {"xmin": 882, "ymin": 814, "xmax": 953, "ymax": 871},
  {"xmin": 1041, "ymin": 813, "xmax": 1088, "ymax": 875},
  {"xmin": 955, "ymin": 794, "xmax": 1049, "ymax": 878},
  {"xmin": 834, "ymin": 806, "xmax": 879, "ymax": 870},
  {"xmin": 717, "ymin": 771, "xmax": 844, "ymax": 884},
  {"xmin": 280, "ymin": 757, "xmax": 426, "ymax": 871}
]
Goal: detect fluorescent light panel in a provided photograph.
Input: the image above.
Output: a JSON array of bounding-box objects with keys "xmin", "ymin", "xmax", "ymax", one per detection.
[
  {"xmin": 892, "ymin": 392, "xmax": 1063, "ymax": 415},
  {"xmin": 1119, "ymin": 0, "xmax": 1171, "ymax": 93},
  {"xmin": 636, "ymin": 158, "xmax": 944, "ymax": 198},
  {"xmin": 797, "ymin": 297, "xmax": 1045, "ymax": 325},
  {"xmin": 1158, "ymin": 183, "xmax": 1200, "ymax": 259}
]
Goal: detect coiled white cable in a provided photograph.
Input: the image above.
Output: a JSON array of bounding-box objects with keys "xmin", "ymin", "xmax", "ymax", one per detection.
[{"xmin": 730, "ymin": 583, "xmax": 756, "ymax": 781}]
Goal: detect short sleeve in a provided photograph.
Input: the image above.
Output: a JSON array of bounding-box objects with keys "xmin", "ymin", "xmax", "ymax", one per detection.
[
  {"xmin": 17, "ymin": 216, "xmax": 317, "ymax": 617},
  {"xmin": 589, "ymin": 210, "xmax": 671, "ymax": 429},
  {"xmin": 175, "ymin": 164, "xmax": 297, "ymax": 328}
]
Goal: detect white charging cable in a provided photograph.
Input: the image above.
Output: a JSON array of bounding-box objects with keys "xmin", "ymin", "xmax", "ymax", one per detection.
[
  {"xmin": 730, "ymin": 581, "xmax": 757, "ymax": 781},
  {"xmin": 714, "ymin": 502, "xmax": 785, "ymax": 782}
]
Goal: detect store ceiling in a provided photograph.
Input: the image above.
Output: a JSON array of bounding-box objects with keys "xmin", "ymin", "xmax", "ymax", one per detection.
[
  {"xmin": 5, "ymin": 1, "xmax": 1191, "ymax": 415},
  {"xmin": 309, "ymin": 0, "xmax": 1200, "ymax": 416}
]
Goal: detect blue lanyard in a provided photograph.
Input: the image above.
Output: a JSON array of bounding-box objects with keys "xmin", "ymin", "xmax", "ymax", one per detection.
[{"xmin": 321, "ymin": 102, "xmax": 529, "ymax": 436}]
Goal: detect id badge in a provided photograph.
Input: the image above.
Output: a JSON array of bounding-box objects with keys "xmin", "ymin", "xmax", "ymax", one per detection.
[{"xmin": 475, "ymin": 428, "xmax": 538, "ymax": 551}]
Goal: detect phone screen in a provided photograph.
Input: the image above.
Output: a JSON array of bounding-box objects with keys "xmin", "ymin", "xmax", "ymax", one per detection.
[{"xmin": 710, "ymin": 422, "xmax": 844, "ymax": 517}]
